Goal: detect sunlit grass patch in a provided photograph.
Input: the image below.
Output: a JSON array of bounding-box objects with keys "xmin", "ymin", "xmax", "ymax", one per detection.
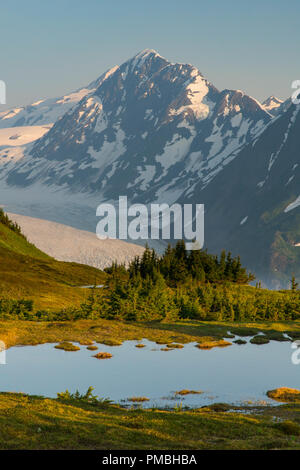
[
  {"xmin": 196, "ymin": 339, "xmax": 232, "ymax": 350},
  {"xmin": 100, "ymin": 339, "xmax": 123, "ymax": 346},
  {"xmin": 0, "ymin": 222, "xmax": 106, "ymax": 312},
  {"xmin": 93, "ymin": 352, "xmax": 112, "ymax": 359},
  {"xmin": 54, "ymin": 342, "xmax": 80, "ymax": 351},
  {"xmin": 267, "ymin": 388, "xmax": 300, "ymax": 402},
  {"xmin": 0, "ymin": 391, "xmax": 300, "ymax": 449}
]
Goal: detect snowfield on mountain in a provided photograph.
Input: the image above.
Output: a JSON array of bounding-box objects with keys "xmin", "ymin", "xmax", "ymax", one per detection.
[{"xmin": 0, "ymin": 49, "xmax": 272, "ymax": 205}]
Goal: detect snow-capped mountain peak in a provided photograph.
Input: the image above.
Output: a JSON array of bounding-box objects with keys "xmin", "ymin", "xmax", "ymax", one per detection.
[
  {"xmin": 130, "ymin": 48, "xmax": 165, "ymax": 63},
  {"xmin": 0, "ymin": 50, "xmax": 272, "ymax": 213},
  {"xmin": 262, "ymin": 95, "xmax": 284, "ymax": 116},
  {"xmin": 0, "ymin": 64, "xmax": 120, "ymax": 130}
]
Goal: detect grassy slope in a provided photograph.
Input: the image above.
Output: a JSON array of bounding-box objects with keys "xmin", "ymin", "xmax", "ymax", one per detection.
[
  {"xmin": 0, "ymin": 221, "xmax": 106, "ymax": 310},
  {"xmin": 0, "ymin": 392, "xmax": 299, "ymax": 450}
]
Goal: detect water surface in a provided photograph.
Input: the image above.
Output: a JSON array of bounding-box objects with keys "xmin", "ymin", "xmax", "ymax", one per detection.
[{"xmin": 0, "ymin": 337, "xmax": 299, "ymax": 408}]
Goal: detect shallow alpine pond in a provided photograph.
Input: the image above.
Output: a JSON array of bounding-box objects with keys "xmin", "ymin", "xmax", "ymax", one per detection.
[{"xmin": 0, "ymin": 336, "xmax": 299, "ymax": 408}]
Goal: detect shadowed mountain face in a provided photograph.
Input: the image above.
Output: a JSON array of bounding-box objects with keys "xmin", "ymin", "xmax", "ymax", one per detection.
[
  {"xmin": 183, "ymin": 104, "xmax": 300, "ymax": 288},
  {"xmin": 2, "ymin": 49, "xmax": 271, "ymax": 205}
]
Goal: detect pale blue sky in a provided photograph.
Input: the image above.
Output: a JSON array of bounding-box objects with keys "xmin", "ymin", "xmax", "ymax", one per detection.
[{"xmin": 0, "ymin": 0, "xmax": 299, "ymax": 109}]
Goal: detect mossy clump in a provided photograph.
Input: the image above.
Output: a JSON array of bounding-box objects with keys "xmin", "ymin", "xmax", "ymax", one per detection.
[
  {"xmin": 202, "ymin": 403, "xmax": 232, "ymax": 412},
  {"xmin": 93, "ymin": 352, "xmax": 113, "ymax": 359},
  {"xmin": 288, "ymin": 331, "xmax": 300, "ymax": 340},
  {"xmin": 267, "ymin": 387, "xmax": 300, "ymax": 402},
  {"xmin": 87, "ymin": 345, "xmax": 98, "ymax": 351},
  {"xmin": 169, "ymin": 336, "xmax": 189, "ymax": 344},
  {"xmin": 135, "ymin": 344, "xmax": 146, "ymax": 348},
  {"xmin": 230, "ymin": 327, "xmax": 259, "ymax": 337},
  {"xmin": 266, "ymin": 332, "xmax": 289, "ymax": 342},
  {"xmin": 127, "ymin": 397, "xmax": 150, "ymax": 403},
  {"xmin": 250, "ymin": 335, "xmax": 270, "ymax": 345},
  {"xmin": 54, "ymin": 342, "xmax": 80, "ymax": 351},
  {"xmin": 166, "ymin": 343, "xmax": 184, "ymax": 349},
  {"xmin": 196, "ymin": 339, "xmax": 232, "ymax": 350},
  {"xmin": 234, "ymin": 339, "xmax": 247, "ymax": 345},
  {"xmin": 161, "ymin": 348, "xmax": 172, "ymax": 351},
  {"xmin": 79, "ymin": 340, "xmax": 94, "ymax": 345},
  {"xmin": 175, "ymin": 390, "xmax": 203, "ymax": 396},
  {"xmin": 100, "ymin": 339, "xmax": 123, "ymax": 346},
  {"xmin": 274, "ymin": 420, "xmax": 300, "ymax": 436}
]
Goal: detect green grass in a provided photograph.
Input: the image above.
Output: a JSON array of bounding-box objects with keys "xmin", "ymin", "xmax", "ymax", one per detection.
[
  {"xmin": 2, "ymin": 212, "xmax": 300, "ymax": 449},
  {"xmin": 0, "ymin": 221, "xmax": 106, "ymax": 310},
  {"xmin": 267, "ymin": 388, "xmax": 300, "ymax": 403},
  {"xmin": 93, "ymin": 352, "xmax": 113, "ymax": 359},
  {"xmin": 250, "ymin": 335, "xmax": 270, "ymax": 345},
  {"xmin": 87, "ymin": 345, "xmax": 98, "ymax": 351},
  {"xmin": 234, "ymin": 339, "xmax": 247, "ymax": 345},
  {"xmin": 1, "ymin": 318, "xmax": 300, "ymax": 350},
  {"xmin": 54, "ymin": 342, "xmax": 80, "ymax": 351},
  {"xmin": 0, "ymin": 392, "xmax": 300, "ymax": 449}
]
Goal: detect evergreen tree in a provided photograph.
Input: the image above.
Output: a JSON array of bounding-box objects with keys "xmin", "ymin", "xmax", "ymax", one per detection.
[{"xmin": 291, "ymin": 276, "xmax": 299, "ymax": 291}]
